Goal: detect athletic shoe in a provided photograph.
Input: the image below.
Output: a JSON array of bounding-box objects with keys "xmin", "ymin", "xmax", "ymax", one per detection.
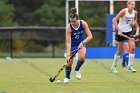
[
  {"xmin": 127, "ymin": 66, "xmax": 136, "ymax": 72},
  {"xmin": 75, "ymin": 71, "xmax": 81, "ymax": 79},
  {"xmin": 111, "ymin": 67, "xmax": 118, "ymax": 73},
  {"xmin": 64, "ymin": 78, "xmax": 70, "ymax": 83},
  {"xmin": 121, "ymin": 62, "xmax": 126, "ymax": 67}
]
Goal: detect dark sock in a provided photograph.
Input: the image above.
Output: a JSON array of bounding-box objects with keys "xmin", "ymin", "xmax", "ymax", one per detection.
[
  {"xmin": 125, "ymin": 53, "xmax": 129, "ymax": 65},
  {"xmin": 65, "ymin": 65, "xmax": 71, "ymax": 79},
  {"xmin": 122, "ymin": 54, "xmax": 125, "ymax": 64},
  {"xmin": 75, "ymin": 60, "xmax": 84, "ymax": 71}
]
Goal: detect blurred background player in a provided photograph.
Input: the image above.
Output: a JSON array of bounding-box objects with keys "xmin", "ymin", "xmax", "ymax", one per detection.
[
  {"xmin": 111, "ymin": 0, "xmax": 139, "ymax": 73},
  {"xmin": 122, "ymin": 40, "xmax": 129, "ymax": 67},
  {"xmin": 122, "ymin": 27, "xmax": 136, "ymax": 67},
  {"xmin": 64, "ymin": 7, "xmax": 93, "ymax": 83}
]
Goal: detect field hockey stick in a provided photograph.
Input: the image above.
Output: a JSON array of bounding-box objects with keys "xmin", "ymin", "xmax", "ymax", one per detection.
[
  {"xmin": 110, "ymin": 29, "xmax": 139, "ymax": 42},
  {"xmin": 49, "ymin": 49, "xmax": 78, "ymax": 82},
  {"xmin": 121, "ymin": 34, "xmax": 139, "ymax": 42}
]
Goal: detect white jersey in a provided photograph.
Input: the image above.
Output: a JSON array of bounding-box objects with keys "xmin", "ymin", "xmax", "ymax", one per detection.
[{"xmin": 118, "ymin": 8, "xmax": 135, "ymax": 32}]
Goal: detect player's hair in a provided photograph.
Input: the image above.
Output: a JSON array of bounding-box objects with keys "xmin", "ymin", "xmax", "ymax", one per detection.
[
  {"xmin": 70, "ymin": 7, "xmax": 78, "ymax": 19},
  {"xmin": 127, "ymin": 0, "xmax": 135, "ymax": 5}
]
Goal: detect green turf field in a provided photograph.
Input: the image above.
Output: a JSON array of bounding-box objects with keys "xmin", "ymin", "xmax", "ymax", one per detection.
[{"xmin": 0, "ymin": 58, "xmax": 140, "ymax": 93}]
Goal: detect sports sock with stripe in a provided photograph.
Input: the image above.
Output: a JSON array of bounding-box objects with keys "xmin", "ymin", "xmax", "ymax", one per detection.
[
  {"xmin": 75, "ymin": 60, "xmax": 84, "ymax": 71},
  {"xmin": 65, "ymin": 65, "xmax": 71, "ymax": 79}
]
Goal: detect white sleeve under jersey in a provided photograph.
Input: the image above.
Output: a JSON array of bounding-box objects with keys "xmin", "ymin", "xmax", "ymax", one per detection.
[{"xmin": 118, "ymin": 8, "xmax": 135, "ymax": 32}]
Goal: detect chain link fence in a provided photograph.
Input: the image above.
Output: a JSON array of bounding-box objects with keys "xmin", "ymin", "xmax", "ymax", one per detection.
[{"xmin": 0, "ymin": 26, "xmax": 105, "ymax": 58}]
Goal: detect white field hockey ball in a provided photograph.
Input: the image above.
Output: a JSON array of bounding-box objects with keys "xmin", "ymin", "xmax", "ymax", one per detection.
[{"xmin": 56, "ymin": 80, "xmax": 61, "ymax": 84}]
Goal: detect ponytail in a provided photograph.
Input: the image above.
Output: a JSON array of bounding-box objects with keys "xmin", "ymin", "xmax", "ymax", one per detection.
[{"xmin": 70, "ymin": 7, "xmax": 78, "ymax": 19}]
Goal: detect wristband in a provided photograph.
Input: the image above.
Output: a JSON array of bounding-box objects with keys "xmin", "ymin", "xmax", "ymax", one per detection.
[{"xmin": 81, "ymin": 41, "xmax": 85, "ymax": 44}]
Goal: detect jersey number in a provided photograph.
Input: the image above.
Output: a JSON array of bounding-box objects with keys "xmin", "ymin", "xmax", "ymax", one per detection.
[
  {"xmin": 75, "ymin": 35, "xmax": 79, "ymax": 39},
  {"xmin": 126, "ymin": 20, "xmax": 131, "ymax": 24}
]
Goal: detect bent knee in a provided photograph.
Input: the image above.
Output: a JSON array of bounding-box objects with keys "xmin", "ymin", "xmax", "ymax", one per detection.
[
  {"xmin": 130, "ymin": 47, "xmax": 135, "ymax": 53},
  {"xmin": 67, "ymin": 62, "xmax": 73, "ymax": 66},
  {"xmin": 79, "ymin": 56, "xmax": 85, "ymax": 62}
]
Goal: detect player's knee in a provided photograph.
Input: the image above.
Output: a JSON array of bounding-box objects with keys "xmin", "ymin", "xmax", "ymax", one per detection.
[
  {"xmin": 79, "ymin": 56, "xmax": 85, "ymax": 61},
  {"xmin": 67, "ymin": 62, "xmax": 73, "ymax": 66},
  {"xmin": 118, "ymin": 48, "xmax": 123, "ymax": 53},
  {"xmin": 130, "ymin": 47, "xmax": 135, "ymax": 53}
]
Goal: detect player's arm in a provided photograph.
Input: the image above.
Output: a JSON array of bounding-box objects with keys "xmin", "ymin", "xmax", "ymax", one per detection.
[
  {"xmin": 134, "ymin": 11, "xmax": 139, "ymax": 37},
  {"xmin": 112, "ymin": 9, "xmax": 125, "ymax": 34},
  {"xmin": 131, "ymin": 11, "xmax": 137, "ymax": 27},
  {"xmin": 82, "ymin": 20, "xmax": 93, "ymax": 44},
  {"xmin": 65, "ymin": 24, "xmax": 71, "ymax": 58}
]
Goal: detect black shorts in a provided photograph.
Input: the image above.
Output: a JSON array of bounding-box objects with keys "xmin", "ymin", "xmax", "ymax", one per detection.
[{"xmin": 115, "ymin": 31, "xmax": 133, "ymax": 42}]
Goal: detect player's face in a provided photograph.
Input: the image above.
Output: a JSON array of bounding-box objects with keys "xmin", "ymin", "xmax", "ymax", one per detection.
[
  {"xmin": 70, "ymin": 17, "xmax": 78, "ymax": 26},
  {"xmin": 128, "ymin": 1, "xmax": 135, "ymax": 11}
]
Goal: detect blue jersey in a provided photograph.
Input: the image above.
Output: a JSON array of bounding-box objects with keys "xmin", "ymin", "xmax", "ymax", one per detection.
[{"xmin": 70, "ymin": 20, "xmax": 85, "ymax": 46}]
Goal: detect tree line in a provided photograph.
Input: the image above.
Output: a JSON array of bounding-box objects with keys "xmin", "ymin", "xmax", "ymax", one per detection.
[
  {"xmin": 0, "ymin": 0, "xmax": 139, "ymax": 54},
  {"xmin": 0, "ymin": 0, "xmax": 140, "ymax": 27}
]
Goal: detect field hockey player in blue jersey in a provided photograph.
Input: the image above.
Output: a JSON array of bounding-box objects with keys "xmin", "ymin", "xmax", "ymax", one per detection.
[{"xmin": 64, "ymin": 7, "xmax": 93, "ymax": 83}]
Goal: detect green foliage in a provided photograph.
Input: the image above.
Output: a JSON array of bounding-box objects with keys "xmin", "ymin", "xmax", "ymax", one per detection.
[
  {"xmin": 8, "ymin": 0, "xmax": 44, "ymax": 26},
  {"xmin": 79, "ymin": 2, "xmax": 108, "ymax": 27},
  {"xmin": 1, "ymin": 0, "xmax": 140, "ymax": 27},
  {"xmin": 0, "ymin": 39, "xmax": 10, "ymax": 52},
  {"xmin": 0, "ymin": 0, "xmax": 140, "ymax": 53},
  {"xmin": 8, "ymin": 0, "xmax": 65, "ymax": 26},
  {"xmin": 31, "ymin": 4, "xmax": 65, "ymax": 26},
  {"xmin": 0, "ymin": 1, "xmax": 17, "ymax": 26}
]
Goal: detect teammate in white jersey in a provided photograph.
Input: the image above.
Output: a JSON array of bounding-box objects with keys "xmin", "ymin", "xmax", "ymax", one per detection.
[{"xmin": 111, "ymin": 0, "xmax": 139, "ymax": 73}]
